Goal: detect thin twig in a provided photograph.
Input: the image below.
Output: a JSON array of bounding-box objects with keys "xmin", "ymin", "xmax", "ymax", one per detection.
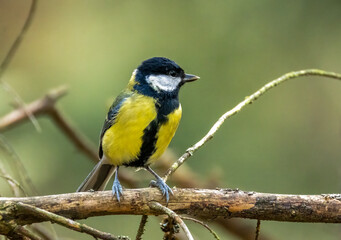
[
  {"xmin": 15, "ymin": 202, "xmax": 130, "ymax": 240},
  {"xmin": 163, "ymin": 69, "xmax": 341, "ymax": 181},
  {"xmin": 135, "ymin": 215, "xmax": 148, "ymax": 240},
  {"xmin": 181, "ymin": 216, "xmax": 220, "ymax": 240},
  {"xmin": 0, "ymin": 0, "xmax": 40, "ymax": 132},
  {"xmin": 148, "ymin": 202, "xmax": 194, "ymax": 240},
  {"xmin": 255, "ymin": 220, "xmax": 261, "ymax": 240},
  {"xmin": 48, "ymin": 107, "xmax": 98, "ymax": 161}
]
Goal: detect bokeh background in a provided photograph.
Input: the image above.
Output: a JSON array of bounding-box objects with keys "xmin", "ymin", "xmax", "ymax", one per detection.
[{"xmin": 1, "ymin": 1, "xmax": 341, "ymax": 239}]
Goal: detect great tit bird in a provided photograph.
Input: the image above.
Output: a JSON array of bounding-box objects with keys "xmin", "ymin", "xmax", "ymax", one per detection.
[{"xmin": 77, "ymin": 57, "xmax": 199, "ymax": 201}]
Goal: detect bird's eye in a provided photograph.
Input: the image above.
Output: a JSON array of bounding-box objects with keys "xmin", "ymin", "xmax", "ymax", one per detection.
[{"xmin": 169, "ymin": 70, "xmax": 177, "ymax": 77}]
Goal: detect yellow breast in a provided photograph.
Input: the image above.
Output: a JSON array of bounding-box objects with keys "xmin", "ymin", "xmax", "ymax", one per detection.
[
  {"xmin": 101, "ymin": 94, "xmax": 157, "ymax": 165},
  {"xmin": 147, "ymin": 104, "xmax": 182, "ymax": 164}
]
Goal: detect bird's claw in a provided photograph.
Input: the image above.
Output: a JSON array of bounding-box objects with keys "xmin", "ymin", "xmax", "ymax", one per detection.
[
  {"xmin": 150, "ymin": 178, "xmax": 173, "ymax": 202},
  {"xmin": 112, "ymin": 179, "xmax": 123, "ymax": 201}
]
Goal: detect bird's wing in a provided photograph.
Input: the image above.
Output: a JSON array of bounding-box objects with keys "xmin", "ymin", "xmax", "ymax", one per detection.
[{"xmin": 98, "ymin": 91, "xmax": 132, "ymax": 158}]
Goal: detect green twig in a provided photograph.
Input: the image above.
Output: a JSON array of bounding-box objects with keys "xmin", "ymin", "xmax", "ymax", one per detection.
[{"xmin": 163, "ymin": 69, "xmax": 341, "ymax": 181}]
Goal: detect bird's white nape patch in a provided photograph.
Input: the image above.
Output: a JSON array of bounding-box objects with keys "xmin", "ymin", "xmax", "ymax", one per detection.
[{"xmin": 146, "ymin": 74, "xmax": 181, "ymax": 92}]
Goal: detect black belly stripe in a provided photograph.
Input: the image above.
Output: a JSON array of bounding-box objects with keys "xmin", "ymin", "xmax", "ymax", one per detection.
[
  {"xmin": 124, "ymin": 97, "xmax": 180, "ymax": 167},
  {"xmin": 125, "ymin": 113, "xmax": 168, "ymax": 167}
]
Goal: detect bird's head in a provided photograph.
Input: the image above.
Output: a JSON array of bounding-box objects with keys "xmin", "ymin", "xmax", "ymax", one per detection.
[{"xmin": 130, "ymin": 57, "xmax": 199, "ymax": 98}]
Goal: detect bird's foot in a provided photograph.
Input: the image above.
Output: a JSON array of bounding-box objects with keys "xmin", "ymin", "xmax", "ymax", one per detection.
[
  {"xmin": 150, "ymin": 178, "xmax": 173, "ymax": 202},
  {"xmin": 112, "ymin": 178, "xmax": 123, "ymax": 201}
]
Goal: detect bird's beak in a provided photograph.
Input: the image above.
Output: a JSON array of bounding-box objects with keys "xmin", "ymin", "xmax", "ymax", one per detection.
[{"xmin": 183, "ymin": 73, "xmax": 200, "ymax": 83}]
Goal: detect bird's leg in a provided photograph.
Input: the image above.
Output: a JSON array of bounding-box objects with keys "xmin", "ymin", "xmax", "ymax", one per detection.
[
  {"xmin": 146, "ymin": 166, "xmax": 173, "ymax": 202},
  {"xmin": 112, "ymin": 166, "xmax": 123, "ymax": 201}
]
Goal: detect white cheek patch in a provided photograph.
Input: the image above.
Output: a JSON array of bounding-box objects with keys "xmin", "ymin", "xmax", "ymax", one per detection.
[{"xmin": 146, "ymin": 75, "xmax": 182, "ymax": 92}]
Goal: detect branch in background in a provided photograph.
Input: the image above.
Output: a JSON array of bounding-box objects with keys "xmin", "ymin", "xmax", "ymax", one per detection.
[
  {"xmin": 0, "ymin": 87, "xmax": 67, "ymax": 131},
  {"xmin": 0, "ymin": 0, "xmax": 40, "ymax": 132},
  {"xmin": 0, "ymin": 86, "xmax": 98, "ymax": 160},
  {"xmin": 0, "ymin": 189, "xmax": 340, "ymax": 235},
  {"xmin": 149, "ymin": 201, "xmax": 194, "ymax": 240},
  {"xmin": 163, "ymin": 69, "xmax": 341, "ymax": 181},
  {"xmin": 48, "ymin": 100, "xmax": 99, "ymax": 161}
]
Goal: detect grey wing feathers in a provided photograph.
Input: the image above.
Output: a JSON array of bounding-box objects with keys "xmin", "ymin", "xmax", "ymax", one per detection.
[{"xmin": 98, "ymin": 92, "xmax": 132, "ymax": 159}]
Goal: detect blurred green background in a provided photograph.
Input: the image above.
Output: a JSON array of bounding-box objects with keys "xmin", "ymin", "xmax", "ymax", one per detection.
[{"xmin": 1, "ymin": 0, "xmax": 341, "ymax": 239}]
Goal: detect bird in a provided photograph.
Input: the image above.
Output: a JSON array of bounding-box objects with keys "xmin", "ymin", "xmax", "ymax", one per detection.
[{"xmin": 77, "ymin": 57, "xmax": 199, "ymax": 202}]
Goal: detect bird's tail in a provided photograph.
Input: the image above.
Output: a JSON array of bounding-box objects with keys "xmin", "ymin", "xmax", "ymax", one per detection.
[{"xmin": 77, "ymin": 157, "xmax": 116, "ymax": 192}]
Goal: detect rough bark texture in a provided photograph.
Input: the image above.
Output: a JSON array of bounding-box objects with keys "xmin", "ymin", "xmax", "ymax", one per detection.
[{"xmin": 1, "ymin": 188, "xmax": 340, "ymax": 235}]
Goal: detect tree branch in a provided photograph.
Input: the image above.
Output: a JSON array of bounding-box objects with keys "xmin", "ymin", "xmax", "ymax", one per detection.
[
  {"xmin": 0, "ymin": 86, "xmax": 98, "ymax": 162},
  {"xmin": 0, "ymin": 189, "xmax": 340, "ymax": 235},
  {"xmin": 0, "ymin": 87, "xmax": 67, "ymax": 131}
]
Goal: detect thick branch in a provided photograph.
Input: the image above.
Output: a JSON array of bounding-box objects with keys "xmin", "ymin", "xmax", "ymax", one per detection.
[{"xmin": 0, "ymin": 189, "xmax": 340, "ymax": 234}]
